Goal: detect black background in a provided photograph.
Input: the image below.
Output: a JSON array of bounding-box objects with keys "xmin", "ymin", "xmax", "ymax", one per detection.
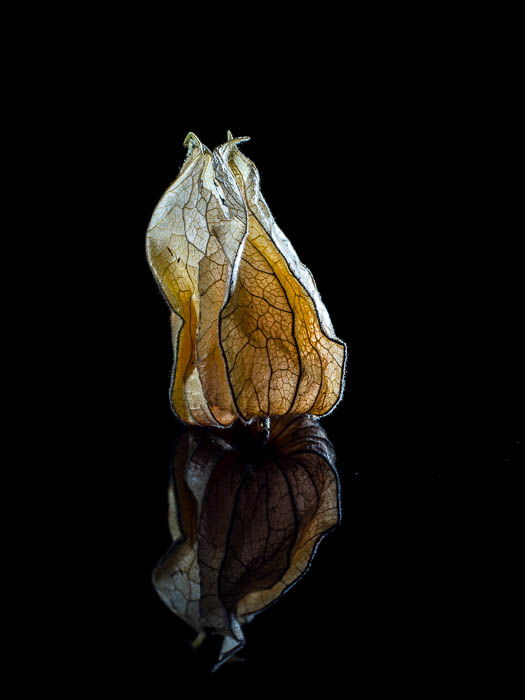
[{"xmin": 44, "ymin": 55, "xmax": 522, "ymax": 694}]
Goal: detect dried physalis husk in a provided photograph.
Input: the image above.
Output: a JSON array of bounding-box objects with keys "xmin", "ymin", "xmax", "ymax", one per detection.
[
  {"xmin": 152, "ymin": 415, "xmax": 341, "ymax": 670},
  {"xmin": 146, "ymin": 132, "xmax": 346, "ymax": 427}
]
